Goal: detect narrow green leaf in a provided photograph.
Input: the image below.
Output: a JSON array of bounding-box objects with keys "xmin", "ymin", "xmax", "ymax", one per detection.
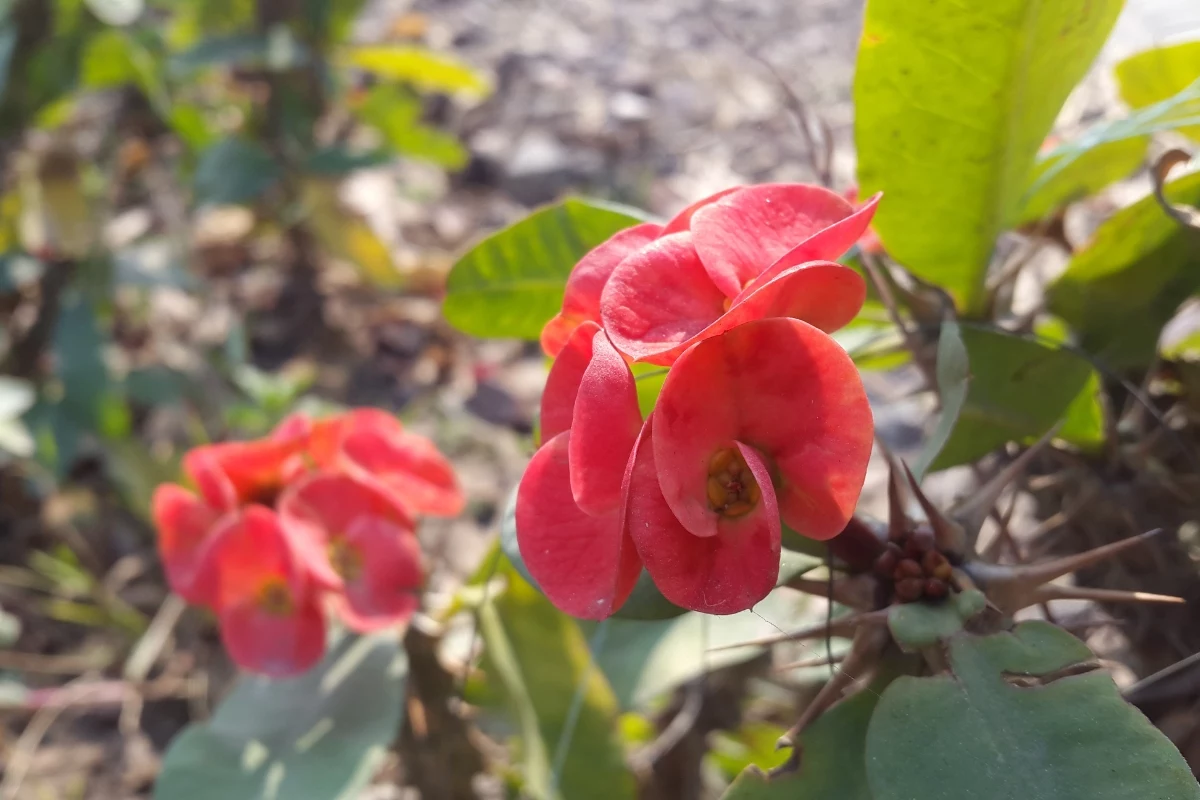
[
  {"xmin": 1016, "ymin": 136, "xmax": 1148, "ymax": 224},
  {"xmin": 929, "ymin": 326, "xmax": 1102, "ymax": 471},
  {"xmin": 1047, "ymin": 171, "xmax": 1200, "ymax": 368},
  {"xmin": 193, "ymin": 138, "xmax": 280, "ymax": 206},
  {"xmin": 444, "ymin": 199, "xmax": 649, "ymax": 340},
  {"xmin": 866, "ymin": 621, "xmax": 1200, "ymax": 800},
  {"xmin": 344, "ymin": 46, "xmax": 488, "ymax": 95},
  {"xmin": 855, "ymin": 0, "xmax": 1123, "ymax": 313},
  {"xmin": 910, "ymin": 320, "xmax": 969, "ymax": 480},
  {"xmin": 1116, "ymin": 41, "xmax": 1200, "ymax": 140},
  {"xmin": 155, "ymin": 632, "xmax": 407, "ymax": 800},
  {"xmin": 479, "ymin": 564, "xmax": 635, "ymax": 800}
]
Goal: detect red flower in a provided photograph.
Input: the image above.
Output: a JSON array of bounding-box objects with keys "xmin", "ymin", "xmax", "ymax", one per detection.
[
  {"xmin": 518, "ymin": 317, "xmax": 874, "ymax": 618},
  {"xmin": 150, "ymin": 484, "xmax": 227, "ymax": 605},
  {"xmin": 600, "ymin": 185, "xmax": 877, "ymax": 365},
  {"xmin": 517, "ymin": 323, "xmax": 644, "ymax": 618},
  {"xmin": 279, "ymin": 472, "xmax": 423, "ymax": 632},
  {"xmin": 207, "ymin": 506, "xmax": 326, "ymax": 677}
]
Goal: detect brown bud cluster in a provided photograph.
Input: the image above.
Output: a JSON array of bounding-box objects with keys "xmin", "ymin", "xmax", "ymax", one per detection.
[{"xmin": 874, "ymin": 528, "xmax": 955, "ymax": 604}]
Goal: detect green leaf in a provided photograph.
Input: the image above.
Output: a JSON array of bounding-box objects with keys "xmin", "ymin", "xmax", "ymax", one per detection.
[
  {"xmin": 498, "ymin": 485, "xmax": 539, "ymax": 590},
  {"xmin": 84, "ymin": 0, "xmax": 143, "ymax": 26},
  {"xmin": 305, "ymin": 147, "xmax": 392, "ymax": 176},
  {"xmin": 355, "ymin": 84, "xmax": 467, "ymax": 169},
  {"xmin": 1116, "ymin": 41, "xmax": 1200, "ymax": 140},
  {"xmin": 171, "ymin": 33, "xmax": 298, "ymax": 74},
  {"xmin": 855, "ymin": 0, "xmax": 1123, "ymax": 313},
  {"xmin": 1047, "ymin": 171, "xmax": 1200, "ymax": 369},
  {"xmin": 155, "ymin": 632, "xmax": 407, "ymax": 800},
  {"xmin": 887, "ymin": 589, "xmax": 987, "ymax": 651},
  {"xmin": 719, "ymin": 670, "xmax": 892, "ymax": 799},
  {"xmin": 194, "ymin": 138, "xmax": 280, "ymax": 206},
  {"xmin": 632, "ymin": 363, "xmax": 668, "ymax": 417},
  {"xmin": 930, "ymin": 326, "xmax": 1103, "ymax": 471},
  {"xmin": 81, "ymin": 29, "xmax": 138, "ymax": 87},
  {"xmin": 54, "ymin": 294, "xmax": 111, "ymax": 428},
  {"xmin": 591, "ymin": 588, "xmax": 825, "ymax": 710},
  {"xmin": 866, "ymin": 621, "xmax": 1200, "ymax": 800},
  {"xmin": 1016, "ymin": 135, "xmax": 1148, "ymax": 224},
  {"xmin": 344, "ymin": 46, "xmax": 488, "ymax": 95},
  {"xmin": 479, "ymin": 564, "xmax": 636, "ymax": 800},
  {"xmin": 444, "ymin": 198, "xmax": 650, "ymax": 340},
  {"xmin": 910, "ymin": 320, "xmax": 969, "ymax": 480}
]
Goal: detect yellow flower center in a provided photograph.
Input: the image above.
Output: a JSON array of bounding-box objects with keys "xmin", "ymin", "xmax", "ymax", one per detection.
[
  {"xmin": 257, "ymin": 578, "xmax": 294, "ymax": 616},
  {"xmin": 706, "ymin": 447, "xmax": 762, "ymax": 518},
  {"xmin": 328, "ymin": 538, "xmax": 364, "ymax": 582}
]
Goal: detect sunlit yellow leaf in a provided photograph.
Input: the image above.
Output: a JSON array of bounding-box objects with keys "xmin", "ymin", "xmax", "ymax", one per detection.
[
  {"xmin": 301, "ymin": 179, "xmax": 403, "ymax": 288},
  {"xmin": 344, "ymin": 45, "xmax": 488, "ymax": 96}
]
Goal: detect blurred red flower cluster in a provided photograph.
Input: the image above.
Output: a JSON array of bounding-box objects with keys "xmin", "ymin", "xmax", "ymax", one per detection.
[
  {"xmin": 520, "ymin": 184, "xmax": 879, "ymax": 619},
  {"xmin": 151, "ymin": 409, "xmax": 463, "ymax": 677}
]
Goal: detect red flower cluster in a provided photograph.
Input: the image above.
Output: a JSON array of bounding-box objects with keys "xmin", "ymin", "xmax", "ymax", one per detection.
[
  {"xmin": 152, "ymin": 410, "xmax": 463, "ymax": 676},
  {"xmin": 519, "ymin": 184, "xmax": 878, "ymax": 619}
]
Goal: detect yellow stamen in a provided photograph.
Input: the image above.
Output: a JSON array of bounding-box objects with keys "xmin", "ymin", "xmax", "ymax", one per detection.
[
  {"xmin": 329, "ymin": 538, "xmax": 364, "ymax": 582},
  {"xmin": 705, "ymin": 446, "xmax": 764, "ymax": 518},
  {"xmin": 257, "ymin": 578, "xmax": 294, "ymax": 616}
]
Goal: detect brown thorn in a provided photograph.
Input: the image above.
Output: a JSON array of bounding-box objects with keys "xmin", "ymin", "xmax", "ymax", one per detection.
[
  {"xmin": 1033, "ymin": 584, "xmax": 1184, "ymax": 606},
  {"xmin": 968, "ymin": 528, "xmax": 1165, "ymax": 613},
  {"xmin": 902, "ymin": 462, "xmax": 967, "ymax": 556},
  {"xmin": 707, "ymin": 609, "xmax": 890, "ymax": 653},
  {"xmin": 953, "ymin": 423, "xmax": 1063, "ymax": 541},
  {"xmin": 772, "ymin": 624, "xmax": 890, "ymax": 762},
  {"xmin": 877, "ymin": 441, "xmax": 913, "ymax": 541},
  {"xmin": 788, "ymin": 574, "xmax": 879, "ymax": 611}
]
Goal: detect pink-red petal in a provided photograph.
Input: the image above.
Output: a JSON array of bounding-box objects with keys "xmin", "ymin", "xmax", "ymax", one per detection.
[
  {"xmin": 653, "ymin": 318, "xmax": 873, "ymax": 541},
  {"xmin": 540, "ymin": 222, "xmax": 663, "ymax": 357},
  {"xmin": 540, "ymin": 320, "xmax": 601, "ymax": 443},
  {"xmin": 661, "ymin": 187, "xmax": 741, "ymax": 234},
  {"xmin": 515, "ymin": 432, "xmax": 642, "ymax": 619},
  {"xmin": 620, "ymin": 260, "xmax": 866, "ymax": 367},
  {"xmin": 279, "ymin": 471, "xmax": 415, "ymax": 590},
  {"xmin": 691, "ymin": 184, "xmax": 855, "ymax": 297},
  {"xmin": 331, "ymin": 518, "xmax": 423, "ymax": 632},
  {"xmin": 151, "ymin": 484, "xmax": 225, "ymax": 605},
  {"xmin": 624, "ymin": 417, "xmax": 780, "ymax": 615},
  {"xmin": 600, "ymin": 233, "xmax": 727, "ymax": 363},
  {"xmin": 741, "ymin": 192, "xmax": 881, "ymax": 297},
  {"xmin": 567, "ymin": 330, "xmax": 643, "ymax": 515},
  {"xmin": 219, "ymin": 590, "xmax": 326, "ymax": 677}
]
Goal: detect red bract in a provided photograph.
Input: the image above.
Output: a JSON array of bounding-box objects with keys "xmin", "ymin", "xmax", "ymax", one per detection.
[
  {"xmin": 517, "ymin": 324, "xmax": 643, "ymax": 619},
  {"xmin": 623, "ymin": 417, "xmax": 781, "ymax": 614},
  {"xmin": 842, "ymin": 185, "xmax": 884, "ymax": 255},
  {"xmin": 150, "ymin": 484, "xmax": 227, "ymax": 605},
  {"xmin": 652, "ymin": 318, "xmax": 873, "ymax": 542},
  {"xmin": 207, "ymin": 506, "xmax": 325, "ymax": 677},
  {"xmin": 541, "ymin": 223, "xmax": 664, "ymax": 358},
  {"xmin": 279, "ymin": 472, "xmax": 422, "ymax": 632}
]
